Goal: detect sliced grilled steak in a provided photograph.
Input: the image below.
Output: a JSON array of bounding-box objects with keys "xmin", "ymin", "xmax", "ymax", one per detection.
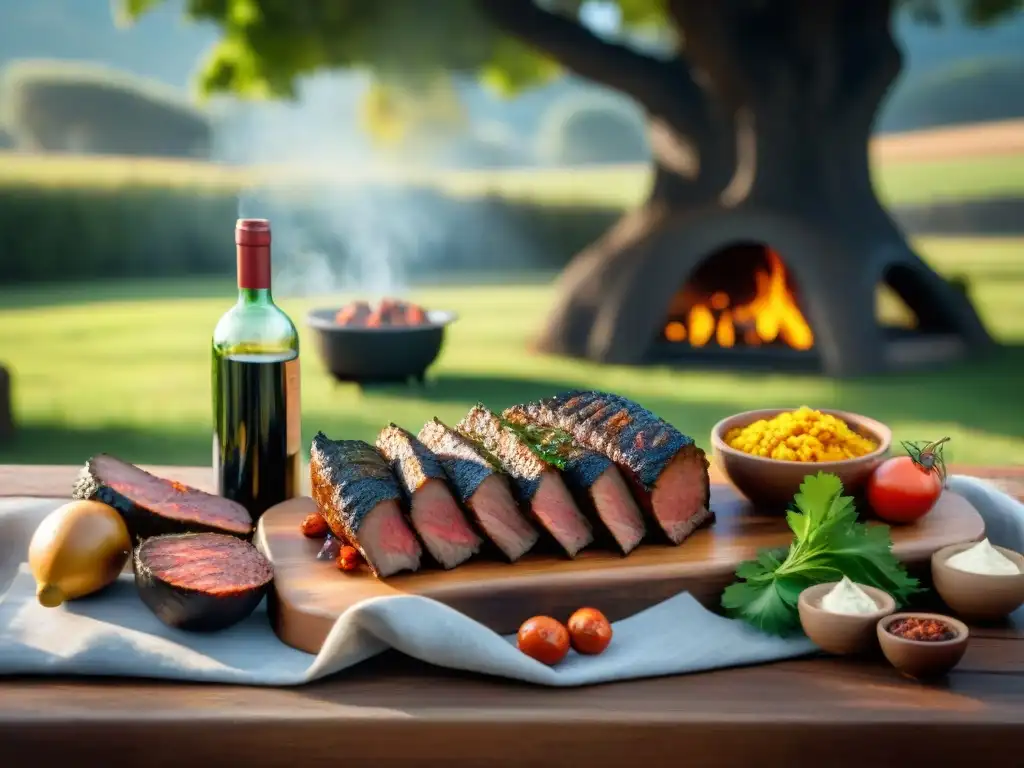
[
  {"xmin": 503, "ymin": 391, "xmax": 712, "ymax": 545},
  {"xmin": 529, "ymin": 428, "xmax": 646, "ymax": 555},
  {"xmin": 72, "ymin": 454, "xmax": 253, "ymax": 542},
  {"xmin": 376, "ymin": 423, "xmax": 483, "ymax": 569},
  {"xmin": 418, "ymin": 417, "xmax": 539, "ymax": 562},
  {"xmin": 457, "ymin": 404, "xmax": 593, "ymax": 558},
  {"xmin": 309, "ymin": 433, "xmax": 422, "ymax": 577}
]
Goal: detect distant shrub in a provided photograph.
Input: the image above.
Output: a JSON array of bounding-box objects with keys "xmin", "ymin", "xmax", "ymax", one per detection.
[
  {"xmin": 537, "ymin": 97, "xmax": 649, "ymax": 166},
  {"xmin": 880, "ymin": 56, "xmax": 1024, "ymax": 133},
  {"xmin": 0, "ymin": 124, "xmax": 14, "ymax": 150},
  {"xmin": 0, "ymin": 60, "xmax": 212, "ymax": 158}
]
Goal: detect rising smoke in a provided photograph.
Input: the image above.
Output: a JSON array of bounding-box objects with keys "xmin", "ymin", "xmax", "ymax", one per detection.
[{"xmin": 221, "ymin": 72, "xmax": 544, "ymax": 300}]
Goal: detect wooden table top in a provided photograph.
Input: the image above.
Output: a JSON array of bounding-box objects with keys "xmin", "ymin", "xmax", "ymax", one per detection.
[{"xmin": 2, "ymin": 463, "xmax": 1024, "ymax": 768}]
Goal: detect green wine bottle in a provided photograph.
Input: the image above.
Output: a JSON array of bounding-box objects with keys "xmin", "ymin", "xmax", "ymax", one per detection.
[{"xmin": 212, "ymin": 218, "xmax": 301, "ymax": 522}]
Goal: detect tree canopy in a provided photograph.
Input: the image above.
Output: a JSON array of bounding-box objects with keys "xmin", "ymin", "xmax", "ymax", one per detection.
[{"xmin": 120, "ymin": 0, "xmax": 1020, "ymax": 104}]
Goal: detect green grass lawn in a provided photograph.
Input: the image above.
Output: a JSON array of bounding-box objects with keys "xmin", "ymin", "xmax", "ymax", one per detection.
[{"xmin": 1, "ymin": 237, "xmax": 1022, "ymax": 469}]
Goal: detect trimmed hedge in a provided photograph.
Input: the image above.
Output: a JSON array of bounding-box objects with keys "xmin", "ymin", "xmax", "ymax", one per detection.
[
  {"xmin": 0, "ymin": 185, "xmax": 234, "ymax": 282},
  {"xmin": 0, "ymin": 60, "xmax": 212, "ymax": 158},
  {"xmin": 0, "ymin": 179, "xmax": 619, "ymax": 284}
]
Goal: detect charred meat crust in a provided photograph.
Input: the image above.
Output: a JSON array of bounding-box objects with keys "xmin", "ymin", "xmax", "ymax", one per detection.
[
  {"xmin": 560, "ymin": 445, "xmax": 614, "ymax": 492},
  {"xmin": 456, "ymin": 403, "xmax": 550, "ymax": 501},
  {"xmin": 309, "ymin": 433, "xmax": 404, "ymax": 543},
  {"xmin": 133, "ymin": 532, "xmax": 272, "ymax": 633},
  {"xmin": 503, "ymin": 390, "xmax": 712, "ymax": 511},
  {"xmin": 72, "ymin": 454, "xmax": 253, "ymax": 542},
  {"xmin": 416, "ymin": 417, "xmax": 504, "ymax": 504},
  {"xmin": 375, "ymin": 423, "xmax": 448, "ymax": 496}
]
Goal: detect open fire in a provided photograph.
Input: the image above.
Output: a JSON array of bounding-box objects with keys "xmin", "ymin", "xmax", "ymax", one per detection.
[{"xmin": 662, "ymin": 247, "xmax": 814, "ymax": 351}]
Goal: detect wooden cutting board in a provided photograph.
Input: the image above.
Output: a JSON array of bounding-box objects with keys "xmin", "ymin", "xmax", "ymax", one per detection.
[{"xmin": 256, "ymin": 486, "xmax": 984, "ymax": 654}]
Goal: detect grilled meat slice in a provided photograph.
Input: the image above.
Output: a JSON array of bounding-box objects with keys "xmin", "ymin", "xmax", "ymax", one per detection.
[
  {"xmin": 309, "ymin": 433, "xmax": 422, "ymax": 577},
  {"xmin": 418, "ymin": 417, "xmax": 539, "ymax": 562},
  {"xmin": 457, "ymin": 404, "xmax": 593, "ymax": 557},
  {"xmin": 503, "ymin": 391, "xmax": 712, "ymax": 545},
  {"xmin": 72, "ymin": 454, "xmax": 253, "ymax": 542},
  {"xmin": 526, "ymin": 428, "xmax": 646, "ymax": 555},
  {"xmin": 376, "ymin": 423, "xmax": 483, "ymax": 569}
]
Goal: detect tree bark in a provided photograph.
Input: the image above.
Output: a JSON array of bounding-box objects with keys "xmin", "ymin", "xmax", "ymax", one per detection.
[{"xmin": 487, "ymin": 0, "xmax": 995, "ymax": 375}]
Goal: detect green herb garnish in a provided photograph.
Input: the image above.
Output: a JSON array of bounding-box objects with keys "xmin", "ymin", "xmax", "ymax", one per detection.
[
  {"xmin": 721, "ymin": 472, "xmax": 921, "ymax": 636},
  {"xmin": 500, "ymin": 419, "xmax": 577, "ymax": 470}
]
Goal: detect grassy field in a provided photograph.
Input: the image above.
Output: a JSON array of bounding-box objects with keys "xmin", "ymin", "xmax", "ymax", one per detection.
[
  {"xmin": 0, "ymin": 237, "xmax": 1022, "ymax": 469},
  {"xmin": 2, "ymin": 151, "xmax": 1023, "ymax": 209}
]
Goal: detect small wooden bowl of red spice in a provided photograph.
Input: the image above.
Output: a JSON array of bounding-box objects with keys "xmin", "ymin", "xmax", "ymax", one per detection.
[{"xmin": 877, "ymin": 613, "xmax": 969, "ymax": 679}]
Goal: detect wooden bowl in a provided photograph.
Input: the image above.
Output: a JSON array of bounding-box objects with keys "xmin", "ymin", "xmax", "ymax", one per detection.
[
  {"xmin": 711, "ymin": 408, "xmax": 891, "ymax": 510},
  {"xmin": 798, "ymin": 582, "xmax": 896, "ymax": 655},
  {"xmin": 932, "ymin": 542, "xmax": 1024, "ymax": 621},
  {"xmin": 877, "ymin": 613, "xmax": 969, "ymax": 679}
]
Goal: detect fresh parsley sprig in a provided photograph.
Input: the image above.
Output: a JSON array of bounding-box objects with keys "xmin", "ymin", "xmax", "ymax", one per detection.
[{"xmin": 721, "ymin": 472, "xmax": 922, "ymax": 636}]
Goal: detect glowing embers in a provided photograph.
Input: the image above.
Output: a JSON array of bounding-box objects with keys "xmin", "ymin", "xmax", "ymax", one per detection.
[{"xmin": 662, "ymin": 246, "xmax": 814, "ymax": 351}]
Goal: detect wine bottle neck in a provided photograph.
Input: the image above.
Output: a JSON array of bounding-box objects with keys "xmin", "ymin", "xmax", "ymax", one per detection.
[
  {"xmin": 238, "ymin": 287, "xmax": 273, "ymax": 305},
  {"xmin": 237, "ymin": 243, "xmax": 272, "ymax": 295}
]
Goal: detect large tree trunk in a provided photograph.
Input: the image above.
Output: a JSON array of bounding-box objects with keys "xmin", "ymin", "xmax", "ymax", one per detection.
[{"xmin": 485, "ymin": 0, "xmax": 995, "ymax": 375}]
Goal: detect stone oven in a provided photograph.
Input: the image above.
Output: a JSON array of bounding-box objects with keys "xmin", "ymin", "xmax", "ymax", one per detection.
[{"xmin": 534, "ymin": 212, "xmax": 994, "ymax": 377}]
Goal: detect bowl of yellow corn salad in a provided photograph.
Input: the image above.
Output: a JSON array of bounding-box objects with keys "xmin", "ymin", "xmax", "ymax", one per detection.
[{"xmin": 711, "ymin": 407, "xmax": 891, "ymax": 509}]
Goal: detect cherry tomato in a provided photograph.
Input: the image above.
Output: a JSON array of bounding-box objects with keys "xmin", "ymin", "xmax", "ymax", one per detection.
[
  {"xmin": 867, "ymin": 455, "xmax": 943, "ymax": 524},
  {"xmin": 567, "ymin": 607, "xmax": 613, "ymax": 655},
  {"xmin": 517, "ymin": 616, "xmax": 570, "ymax": 666},
  {"xmin": 300, "ymin": 513, "xmax": 329, "ymax": 539},
  {"xmin": 336, "ymin": 545, "xmax": 363, "ymax": 572}
]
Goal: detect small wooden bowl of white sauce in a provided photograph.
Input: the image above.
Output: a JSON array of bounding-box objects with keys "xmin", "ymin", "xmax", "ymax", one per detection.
[
  {"xmin": 932, "ymin": 540, "xmax": 1024, "ymax": 621},
  {"xmin": 798, "ymin": 579, "xmax": 896, "ymax": 655}
]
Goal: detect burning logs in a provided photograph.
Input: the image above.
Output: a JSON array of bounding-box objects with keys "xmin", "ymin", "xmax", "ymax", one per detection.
[{"xmin": 662, "ymin": 248, "xmax": 814, "ymax": 351}]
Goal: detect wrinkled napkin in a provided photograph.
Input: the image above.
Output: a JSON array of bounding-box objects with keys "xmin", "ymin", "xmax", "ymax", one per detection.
[{"xmin": 0, "ymin": 475, "xmax": 1019, "ymax": 687}]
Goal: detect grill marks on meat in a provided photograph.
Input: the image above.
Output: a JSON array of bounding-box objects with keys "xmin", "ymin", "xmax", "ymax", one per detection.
[
  {"xmin": 309, "ymin": 433, "xmax": 422, "ymax": 577},
  {"xmin": 457, "ymin": 404, "xmax": 593, "ymax": 558},
  {"xmin": 138, "ymin": 533, "xmax": 273, "ymax": 597},
  {"xmin": 503, "ymin": 391, "xmax": 712, "ymax": 545},
  {"xmin": 72, "ymin": 454, "xmax": 253, "ymax": 541},
  {"xmin": 132, "ymin": 532, "xmax": 273, "ymax": 632},
  {"xmin": 418, "ymin": 418, "xmax": 539, "ymax": 562},
  {"xmin": 376, "ymin": 424, "xmax": 482, "ymax": 569}
]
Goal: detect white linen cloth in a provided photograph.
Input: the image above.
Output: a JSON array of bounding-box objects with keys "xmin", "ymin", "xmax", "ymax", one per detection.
[{"xmin": 0, "ymin": 475, "xmax": 1018, "ymax": 687}]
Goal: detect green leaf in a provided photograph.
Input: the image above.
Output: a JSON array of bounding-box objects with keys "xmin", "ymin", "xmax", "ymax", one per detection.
[
  {"xmin": 790, "ymin": 471, "xmax": 845, "ymax": 536},
  {"xmin": 480, "ymin": 36, "xmax": 561, "ymax": 97},
  {"xmin": 114, "ymin": 0, "xmax": 164, "ymax": 24},
  {"xmin": 816, "ymin": 523, "xmax": 922, "ymax": 604},
  {"xmin": 722, "ymin": 573, "xmax": 812, "ymax": 636}
]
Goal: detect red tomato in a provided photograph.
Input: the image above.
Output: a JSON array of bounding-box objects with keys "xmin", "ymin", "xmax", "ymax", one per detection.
[
  {"xmin": 567, "ymin": 607, "xmax": 613, "ymax": 656},
  {"xmin": 867, "ymin": 455, "xmax": 943, "ymax": 523},
  {"xmin": 517, "ymin": 616, "xmax": 570, "ymax": 666}
]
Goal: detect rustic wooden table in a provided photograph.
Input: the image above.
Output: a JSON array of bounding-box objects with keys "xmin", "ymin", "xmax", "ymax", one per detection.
[{"xmin": 2, "ymin": 464, "xmax": 1024, "ymax": 768}]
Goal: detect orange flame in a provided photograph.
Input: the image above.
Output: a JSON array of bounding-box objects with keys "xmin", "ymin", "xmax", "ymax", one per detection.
[{"xmin": 665, "ymin": 249, "xmax": 814, "ymax": 350}]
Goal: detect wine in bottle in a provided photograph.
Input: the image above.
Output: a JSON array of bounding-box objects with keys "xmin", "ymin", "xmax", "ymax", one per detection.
[{"xmin": 212, "ymin": 218, "xmax": 301, "ymax": 522}]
